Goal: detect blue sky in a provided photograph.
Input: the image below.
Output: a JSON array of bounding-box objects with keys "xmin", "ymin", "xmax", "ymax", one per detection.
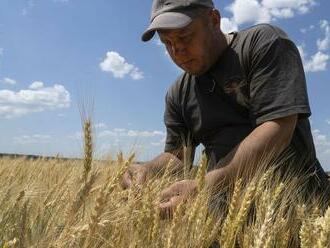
[{"xmin": 0, "ymin": 0, "xmax": 330, "ymax": 171}]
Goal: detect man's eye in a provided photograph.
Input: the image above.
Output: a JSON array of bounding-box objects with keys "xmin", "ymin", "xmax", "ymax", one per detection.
[{"xmin": 180, "ymin": 35, "xmax": 192, "ymax": 42}]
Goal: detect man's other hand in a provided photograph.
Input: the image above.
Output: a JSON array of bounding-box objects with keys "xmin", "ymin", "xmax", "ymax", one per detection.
[
  {"xmin": 120, "ymin": 164, "xmax": 149, "ymax": 189},
  {"xmin": 158, "ymin": 179, "xmax": 197, "ymax": 219}
]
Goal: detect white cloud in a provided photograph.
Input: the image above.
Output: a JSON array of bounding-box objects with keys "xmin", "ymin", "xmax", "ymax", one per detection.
[
  {"xmin": 29, "ymin": 81, "xmax": 44, "ymax": 89},
  {"xmin": 299, "ymin": 47, "xmax": 329, "ymax": 72},
  {"xmin": 130, "ymin": 68, "xmax": 144, "ymax": 80},
  {"xmin": 151, "ymin": 142, "xmax": 162, "ymax": 146},
  {"xmin": 226, "ymin": 0, "xmax": 271, "ymax": 25},
  {"xmin": 222, "ymin": 1, "xmax": 325, "ymax": 74},
  {"xmin": 0, "ymin": 48, "xmax": 3, "ymax": 56},
  {"xmin": 326, "ymin": 119, "xmax": 330, "ymax": 125},
  {"xmin": 127, "ymin": 130, "xmax": 165, "ymax": 137},
  {"xmin": 298, "ymin": 20, "xmax": 330, "ymax": 73},
  {"xmin": 317, "ymin": 20, "xmax": 330, "ymax": 51},
  {"xmin": 313, "ymin": 129, "xmax": 330, "ymax": 155},
  {"xmin": 224, "ymin": 0, "xmax": 315, "ymax": 29},
  {"xmin": 151, "ymin": 137, "xmax": 166, "ymax": 147},
  {"xmin": 113, "ymin": 128, "xmax": 126, "ymax": 132},
  {"xmin": 68, "ymin": 127, "xmax": 167, "ymax": 160},
  {"xmin": 98, "ymin": 128, "xmax": 165, "ymax": 138},
  {"xmin": 100, "ymin": 51, "xmax": 144, "ymax": 80},
  {"xmin": 300, "ymin": 25, "xmax": 315, "ymax": 34},
  {"xmin": 14, "ymin": 134, "xmax": 52, "ymax": 145},
  {"xmin": 312, "ymin": 129, "xmax": 330, "ymax": 170},
  {"xmin": 221, "ymin": 17, "xmax": 239, "ymax": 33},
  {"xmin": 98, "ymin": 130, "xmax": 118, "ymax": 138},
  {"xmin": 3, "ymin": 77, "xmax": 17, "ymax": 85},
  {"xmin": 261, "ymin": 0, "xmax": 315, "ymax": 12},
  {"xmin": 0, "ymin": 81, "xmax": 71, "ymax": 118},
  {"xmin": 270, "ymin": 8, "xmax": 295, "ymax": 18},
  {"xmin": 313, "ymin": 129, "xmax": 329, "ymax": 147}
]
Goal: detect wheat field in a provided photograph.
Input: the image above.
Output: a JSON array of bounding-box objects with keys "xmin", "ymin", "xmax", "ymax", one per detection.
[{"xmin": 0, "ymin": 120, "xmax": 329, "ymax": 248}]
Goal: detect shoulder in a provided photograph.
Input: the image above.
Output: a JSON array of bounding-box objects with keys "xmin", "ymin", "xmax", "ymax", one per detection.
[
  {"xmin": 234, "ymin": 24, "xmax": 300, "ymax": 68},
  {"xmin": 234, "ymin": 24, "xmax": 293, "ymax": 54},
  {"xmin": 238, "ymin": 23, "xmax": 289, "ymax": 42}
]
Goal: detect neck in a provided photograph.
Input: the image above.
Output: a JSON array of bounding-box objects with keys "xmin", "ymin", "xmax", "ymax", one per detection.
[
  {"xmin": 203, "ymin": 32, "xmax": 228, "ymax": 74},
  {"xmin": 213, "ymin": 31, "xmax": 229, "ymax": 64}
]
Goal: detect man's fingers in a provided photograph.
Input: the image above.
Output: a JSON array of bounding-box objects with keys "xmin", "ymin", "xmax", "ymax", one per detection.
[
  {"xmin": 159, "ymin": 190, "xmax": 172, "ymax": 202},
  {"xmin": 158, "ymin": 195, "xmax": 181, "ymax": 219},
  {"xmin": 135, "ymin": 170, "xmax": 147, "ymax": 185},
  {"xmin": 120, "ymin": 172, "xmax": 132, "ymax": 189},
  {"xmin": 121, "ymin": 166, "xmax": 149, "ymax": 190},
  {"xmin": 127, "ymin": 167, "xmax": 135, "ymax": 177},
  {"xmin": 159, "ymin": 185, "xmax": 179, "ymax": 202},
  {"xmin": 159, "ymin": 197, "xmax": 176, "ymax": 209}
]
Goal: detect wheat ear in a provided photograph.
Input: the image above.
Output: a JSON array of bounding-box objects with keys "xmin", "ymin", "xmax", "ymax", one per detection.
[
  {"xmin": 316, "ymin": 206, "xmax": 330, "ymax": 248},
  {"xmin": 255, "ymin": 183, "xmax": 284, "ymax": 248},
  {"xmin": 83, "ymin": 118, "xmax": 93, "ymax": 183},
  {"xmin": 223, "ymin": 180, "xmax": 257, "ymax": 248},
  {"xmin": 220, "ymin": 178, "xmax": 243, "ymax": 246}
]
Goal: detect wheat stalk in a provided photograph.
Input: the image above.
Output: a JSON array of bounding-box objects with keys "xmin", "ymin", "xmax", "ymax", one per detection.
[
  {"xmin": 220, "ymin": 178, "xmax": 242, "ymax": 246},
  {"xmin": 83, "ymin": 118, "xmax": 93, "ymax": 183},
  {"xmin": 255, "ymin": 183, "xmax": 284, "ymax": 248},
  {"xmin": 66, "ymin": 170, "xmax": 99, "ymax": 225},
  {"xmin": 223, "ymin": 180, "xmax": 257, "ymax": 248},
  {"xmin": 316, "ymin": 206, "xmax": 330, "ymax": 248},
  {"xmin": 166, "ymin": 202, "xmax": 184, "ymax": 248},
  {"xmin": 196, "ymin": 153, "xmax": 208, "ymax": 192}
]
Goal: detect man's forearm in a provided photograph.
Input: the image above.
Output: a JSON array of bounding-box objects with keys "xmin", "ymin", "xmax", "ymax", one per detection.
[
  {"xmin": 143, "ymin": 152, "xmax": 184, "ymax": 176},
  {"xmin": 205, "ymin": 115, "xmax": 297, "ymax": 189}
]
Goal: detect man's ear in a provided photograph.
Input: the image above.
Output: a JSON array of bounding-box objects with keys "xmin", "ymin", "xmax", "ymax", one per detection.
[{"xmin": 210, "ymin": 9, "xmax": 221, "ymax": 30}]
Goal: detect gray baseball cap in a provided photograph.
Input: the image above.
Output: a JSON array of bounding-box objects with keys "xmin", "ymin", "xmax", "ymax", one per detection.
[{"xmin": 142, "ymin": 0, "xmax": 214, "ymax": 42}]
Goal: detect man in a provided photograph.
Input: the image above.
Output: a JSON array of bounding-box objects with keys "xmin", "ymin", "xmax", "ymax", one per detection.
[{"xmin": 122, "ymin": 0, "xmax": 330, "ymax": 214}]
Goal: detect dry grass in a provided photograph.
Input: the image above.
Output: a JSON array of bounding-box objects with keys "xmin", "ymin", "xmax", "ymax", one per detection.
[
  {"xmin": 0, "ymin": 155, "xmax": 329, "ymax": 248},
  {"xmin": 0, "ymin": 121, "xmax": 329, "ymax": 247}
]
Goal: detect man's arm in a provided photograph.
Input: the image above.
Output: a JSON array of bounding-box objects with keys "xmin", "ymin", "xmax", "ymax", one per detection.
[
  {"xmin": 121, "ymin": 149, "xmax": 184, "ymax": 189},
  {"xmin": 205, "ymin": 114, "xmax": 298, "ymax": 188},
  {"xmin": 144, "ymin": 149, "xmax": 184, "ymax": 176},
  {"xmin": 157, "ymin": 115, "xmax": 298, "ymax": 216}
]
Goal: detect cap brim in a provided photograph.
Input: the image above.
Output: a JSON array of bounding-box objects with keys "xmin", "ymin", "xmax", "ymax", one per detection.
[{"xmin": 141, "ymin": 11, "xmax": 193, "ymax": 42}]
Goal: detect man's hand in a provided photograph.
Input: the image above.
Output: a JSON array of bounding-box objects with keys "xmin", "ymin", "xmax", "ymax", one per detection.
[
  {"xmin": 120, "ymin": 164, "xmax": 149, "ymax": 189},
  {"xmin": 120, "ymin": 152, "xmax": 185, "ymax": 190},
  {"xmin": 158, "ymin": 179, "xmax": 197, "ymax": 219}
]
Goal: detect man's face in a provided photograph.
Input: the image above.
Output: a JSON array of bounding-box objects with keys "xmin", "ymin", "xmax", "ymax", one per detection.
[{"xmin": 158, "ymin": 14, "xmax": 216, "ymax": 75}]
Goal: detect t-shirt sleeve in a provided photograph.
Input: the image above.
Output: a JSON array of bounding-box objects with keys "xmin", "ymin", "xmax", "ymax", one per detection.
[
  {"xmin": 163, "ymin": 87, "xmax": 191, "ymax": 153},
  {"xmin": 249, "ymin": 37, "xmax": 311, "ymax": 126}
]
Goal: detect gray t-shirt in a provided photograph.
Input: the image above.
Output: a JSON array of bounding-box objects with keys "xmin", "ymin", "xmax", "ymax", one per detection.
[{"xmin": 163, "ymin": 24, "xmax": 329, "ymax": 182}]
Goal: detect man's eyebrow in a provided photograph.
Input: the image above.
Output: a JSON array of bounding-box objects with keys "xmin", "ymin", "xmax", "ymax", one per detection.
[
  {"xmin": 182, "ymin": 24, "xmax": 194, "ymax": 32},
  {"xmin": 158, "ymin": 25, "xmax": 194, "ymax": 41},
  {"xmin": 181, "ymin": 30, "xmax": 192, "ymax": 35}
]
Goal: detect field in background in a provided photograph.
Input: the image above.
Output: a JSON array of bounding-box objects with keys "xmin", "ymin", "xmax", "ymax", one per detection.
[
  {"xmin": 0, "ymin": 119, "xmax": 329, "ymax": 247},
  {"xmin": 0, "ymin": 153, "xmax": 329, "ymax": 247}
]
